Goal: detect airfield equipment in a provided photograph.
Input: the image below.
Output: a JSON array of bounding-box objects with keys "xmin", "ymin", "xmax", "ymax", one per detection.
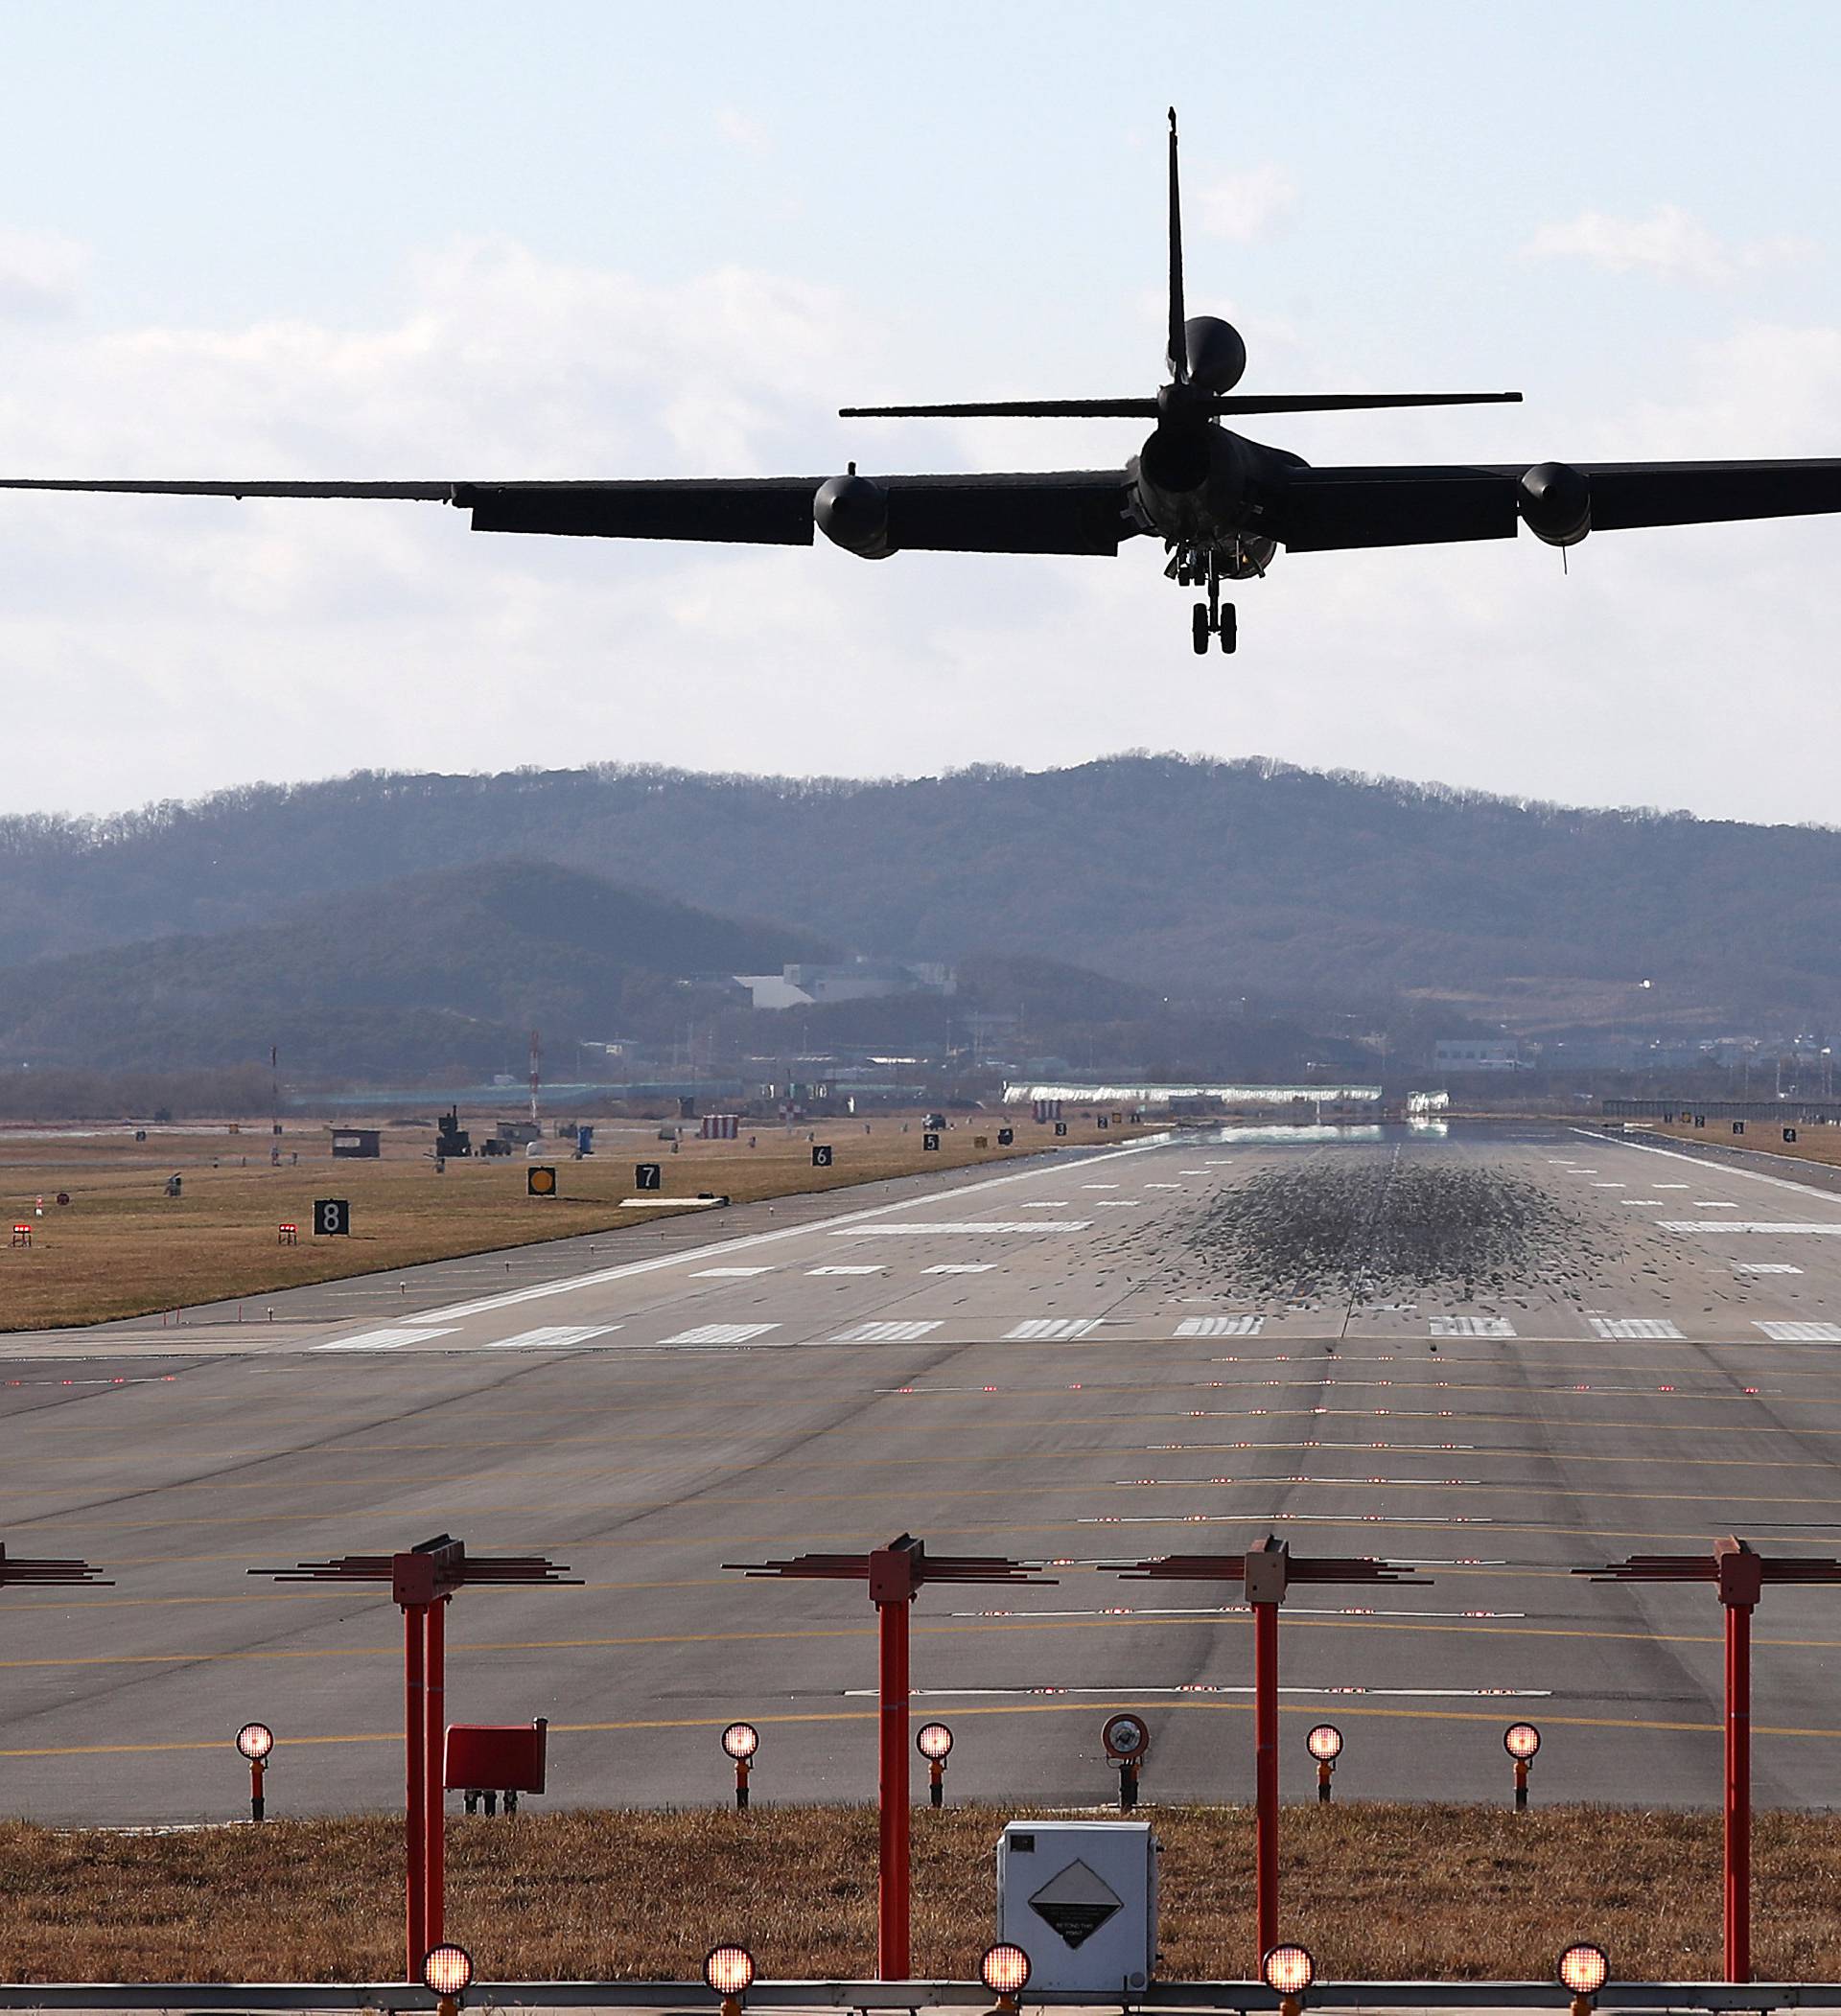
[
  {"xmin": 979, "ymin": 1942, "xmax": 1033, "ymax": 2014},
  {"xmin": 1505, "ymin": 1721, "xmax": 1542, "ymax": 1809},
  {"xmin": 1102, "ymin": 1711, "xmax": 1150, "ymax": 1810},
  {"xmin": 254, "ymin": 1534, "xmax": 577, "ymax": 1981},
  {"xmin": 1579, "ymin": 1535, "xmax": 1841, "ymax": 1984},
  {"xmin": 725, "ymin": 1533, "xmax": 1053, "ymax": 1981},
  {"xmin": 235, "ymin": 1721, "xmax": 273, "ymax": 1820},
  {"xmin": 421, "ymin": 1943, "xmax": 473, "ymax": 2016},
  {"xmin": 917, "ymin": 1720, "xmax": 953, "ymax": 1806},
  {"xmin": 1263, "ymin": 1943, "xmax": 1317, "ymax": 2016},
  {"xmin": 445, "ymin": 1717, "xmax": 547, "ymax": 1816},
  {"xmin": 704, "ymin": 1944, "xmax": 757, "ymax": 2016},
  {"xmin": 7, "ymin": 117, "xmax": 1841, "ymax": 654},
  {"xmin": 1306, "ymin": 1724, "xmax": 1342, "ymax": 1802},
  {"xmin": 997, "ymin": 1820, "xmax": 1155, "ymax": 1995},
  {"xmin": 1117, "ymin": 1533, "xmax": 1424, "ymax": 1966},
  {"xmin": 721, "ymin": 1721, "xmax": 758, "ymax": 1809}
]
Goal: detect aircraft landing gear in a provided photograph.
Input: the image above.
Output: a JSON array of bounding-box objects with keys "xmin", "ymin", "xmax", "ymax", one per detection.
[{"xmin": 1190, "ymin": 550, "xmax": 1236, "ymax": 654}]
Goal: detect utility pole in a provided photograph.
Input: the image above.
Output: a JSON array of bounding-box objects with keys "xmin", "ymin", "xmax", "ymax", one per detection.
[{"xmin": 528, "ymin": 1030, "xmax": 541, "ymax": 1127}]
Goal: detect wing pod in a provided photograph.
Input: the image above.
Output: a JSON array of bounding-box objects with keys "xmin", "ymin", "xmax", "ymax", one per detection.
[
  {"xmin": 814, "ymin": 471, "xmax": 893, "ymax": 558},
  {"xmin": 1518, "ymin": 461, "xmax": 1591, "ymax": 546}
]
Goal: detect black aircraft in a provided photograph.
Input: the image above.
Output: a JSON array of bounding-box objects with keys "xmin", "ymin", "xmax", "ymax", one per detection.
[{"xmin": 6, "ymin": 110, "xmax": 1841, "ymax": 655}]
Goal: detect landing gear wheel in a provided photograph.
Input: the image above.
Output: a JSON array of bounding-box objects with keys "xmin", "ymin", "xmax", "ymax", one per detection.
[
  {"xmin": 1219, "ymin": 604, "xmax": 1237, "ymax": 655},
  {"xmin": 1192, "ymin": 603, "xmax": 1210, "ymax": 655}
]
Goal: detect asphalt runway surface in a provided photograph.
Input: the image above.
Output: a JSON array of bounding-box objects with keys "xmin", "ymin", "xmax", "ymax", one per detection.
[{"xmin": 7, "ymin": 1120, "xmax": 1841, "ymax": 1826}]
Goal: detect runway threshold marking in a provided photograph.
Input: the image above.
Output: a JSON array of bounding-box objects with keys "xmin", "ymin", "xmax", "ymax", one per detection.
[
  {"xmin": 371, "ymin": 1135, "xmax": 1174, "ymax": 1324},
  {"xmin": 657, "ymin": 1323, "xmax": 781, "ymax": 1345},
  {"xmin": 486, "ymin": 1325, "xmax": 621, "ymax": 1350},
  {"xmin": 1757, "ymin": 1322, "xmax": 1841, "ymax": 1342},
  {"xmin": 314, "ymin": 1328, "xmax": 458, "ymax": 1352},
  {"xmin": 1589, "ymin": 1318, "xmax": 1686, "ymax": 1340}
]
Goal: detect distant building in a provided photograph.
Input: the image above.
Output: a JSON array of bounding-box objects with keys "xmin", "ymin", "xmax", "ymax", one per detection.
[
  {"xmin": 734, "ymin": 958, "xmax": 956, "ymax": 1010},
  {"xmin": 1433, "ymin": 1039, "xmax": 1526, "ymax": 1073}
]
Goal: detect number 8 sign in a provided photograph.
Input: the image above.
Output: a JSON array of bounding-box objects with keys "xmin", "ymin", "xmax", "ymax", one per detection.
[{"xmin": 314, "ymin": 1198, "xmax": 350, "ymax": 1237}]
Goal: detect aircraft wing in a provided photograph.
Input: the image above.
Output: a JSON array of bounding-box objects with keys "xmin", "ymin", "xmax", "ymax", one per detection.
[
  {"xmin": 0, "ymin": 471, "xmax": 1139, "ymax": 556},
  {"xmin": 1270, "ymin": 457, "xmax": 1841, "ymax": 552}
]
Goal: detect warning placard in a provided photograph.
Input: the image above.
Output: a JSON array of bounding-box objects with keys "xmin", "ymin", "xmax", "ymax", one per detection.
[{"xmin": 1029, "ymin": 1858, "xmax": 1123, "ymax": 1949}]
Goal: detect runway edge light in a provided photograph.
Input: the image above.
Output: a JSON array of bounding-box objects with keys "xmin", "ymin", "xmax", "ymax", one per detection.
[
  {"xmin": 1262, "ymin": 1942, "xmax": 1316, "ymax": 2016},
  {"xmin": 980, "ymin": 1942, "xmax": 1031, "ymax": 2013},
  {"xmin": 1305, "ymin": 1723, "xmax": 1341, "ymax": 1802},
  {"xmin": 704, "ymin": 1943, "xmax": 757, "ymax": 2016},
  {"xmin": 1559, "ymin": 1941, "xmax": 1610, "ymax": 2016},
  {"xmin": 1505, "ymin": 1721, "xmax": 1542, "ymax": 1810},
  {"xmin": 421, "ymin": 1943, "xmax": 473, "ymax": 2016},
  {"xmin": 721, "ymin": 1721, "xmax": 758, "ymax": 1809},
  {"xmin": 235, "ymin": 1722, "xmax": 273, "ymax": 1822},
  {"xmin": 918, "ymin": 1720, "xmax": 953, "ymax": 1807}
]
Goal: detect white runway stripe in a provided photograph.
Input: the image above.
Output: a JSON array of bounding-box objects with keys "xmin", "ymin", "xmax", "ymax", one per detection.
[
  {"xmin": 315, "ymin": 1327, "xmax": 457, "ymax": 1352},
  {"xmin": 391, "ymin": 1134, "xmax": 1173, "ymax": 1323},
  {"xmin": 808, "ymin": 1265, "xmax": 885, "ymax": 1275},
  {"xmin": 486, "ymin": 1324, "xmax": 621, "ymax": 1349},
  {"xmin": 1005, "ymin": 1318, "xmax": 1104, "ymax": 1340},
  {"xmin": 1429, "ymin": 1315, "xmax": 1516, "ymax": 1338},
  {"xmin": 658, "ymin": 1322, "xmax": 781, "ymax": 1345},
  {"xmin": 1755, "ymin": 1321, "xmax": 1841, "ymax": 1342},
  {"xmin": 926, "ymin": 1263, "xmax": 995, "ymax": 1274},
  {"xmin": 1589, "ymin": 1317, "xmax": 1685, "ymax": 1339},
  {"xmin": 829, "ymin": 1319, "xmax": 944, "ymax": 1343},
  {"xmin": 1176, "ymin": 1316, "xmax": 1265, "ymax": 1337},
  {"xmin": 693, "ymin": 1266, "xmax": 775, "ymax": 1277},
  {"xmin": 846, "ymin": 1220, "xmax": 1092, "ymax": 1235},
  {"xmin": 1658, "ymin": 1221, "xmax": 1841, "ymax": 1234},
  {"xmin": 1733, "ymin": 1263, "xmax": 1804, "ymax": 1275}
]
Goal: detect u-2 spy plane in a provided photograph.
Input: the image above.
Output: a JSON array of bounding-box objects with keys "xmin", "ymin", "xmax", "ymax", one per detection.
[{"xmin": 6, "ymin": 111, "xmax": 1841, "ymax": 654}]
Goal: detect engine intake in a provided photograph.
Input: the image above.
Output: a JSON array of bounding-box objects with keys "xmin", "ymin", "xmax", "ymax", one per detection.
[
  {"xmin": 1183, "ymin": 316, "xmax": 1247, "ymax": 394},
  {"xmin": 1519, "ymin": 460, "xmax": 1591, "ymax": 546},
  {"xmin": 814, "ymin": 471, "xmax": 893, "ymax": 558}
]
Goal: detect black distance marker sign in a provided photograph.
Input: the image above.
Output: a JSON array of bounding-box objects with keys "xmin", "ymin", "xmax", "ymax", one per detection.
[
  {"xmin": 314, "ymin": 1198, "xmax": 350, "ymax": 1237},
  {"xmin": 635, "ymin": 1163, "xmax": 663, "ymax": 1191},
  {"xmin": 811, "ymin": 1144, "xmax": 834, "ymax": 1168}
]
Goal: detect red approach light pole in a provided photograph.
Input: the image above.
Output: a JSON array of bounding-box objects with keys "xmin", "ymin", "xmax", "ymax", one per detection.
[
  {"xmin": 1579, "ymin": 1535, "xmax": 1841, "ymax": 1986},
  {"xmin": 255, "ymin": 1534, "xmax": 576, "ymax": 1981},
  {"xmin": 727, "ymin": 1533, "xmax": 1053, "ymax": 1981},
  {"xmin": 1117, "ymin": 1532, "xmax": 1425, "ymax": 1970}
]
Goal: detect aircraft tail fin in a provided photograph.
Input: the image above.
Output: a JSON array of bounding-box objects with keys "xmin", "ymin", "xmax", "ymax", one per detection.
[{"xmin": 1167, "ymin": 107, "xmax": 1187, "ymax": 385}]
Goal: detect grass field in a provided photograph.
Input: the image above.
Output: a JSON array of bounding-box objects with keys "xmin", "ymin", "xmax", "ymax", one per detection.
[
  {"xmin": 0, "ymin": 1800, "xmax": 1831, "ymax": 1983},
  {"xmin": 1650, "ymin": 1116, "xmax": 1841, "ymax": 1169},
  {"xmin": 0, "ymin": 1111, "xmax": 1143, "ymax": 1332}
]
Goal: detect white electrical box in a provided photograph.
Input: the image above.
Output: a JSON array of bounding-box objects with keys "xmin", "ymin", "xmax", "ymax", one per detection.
[{"xmin": 996, "ymin": 1819, "xmax": 1156, "ymax": 1993}]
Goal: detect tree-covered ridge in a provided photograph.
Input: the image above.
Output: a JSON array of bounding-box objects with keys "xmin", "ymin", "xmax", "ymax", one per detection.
[
  {"xmin": 0, "ymin": 753, "xmax": 1835, "ymax": 1026},
  {"xmin": 0, "ymin": 860, "xmax": 834, "ymax": 1077}
]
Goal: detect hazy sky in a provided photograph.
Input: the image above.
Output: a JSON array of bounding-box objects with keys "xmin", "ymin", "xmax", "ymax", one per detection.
[{"xmin": 1, "ymin": 1, "xmax": 1838, "ymax": 823}]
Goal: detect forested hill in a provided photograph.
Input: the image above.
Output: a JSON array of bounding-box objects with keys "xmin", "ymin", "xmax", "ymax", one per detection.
[
  {"xmin": 0, "ymin": 861, "xmax": 834, "ymax": 1076},
  {"xmin": 2, "ymin": 754, "xmax": 1837, "ymax": 1026}
]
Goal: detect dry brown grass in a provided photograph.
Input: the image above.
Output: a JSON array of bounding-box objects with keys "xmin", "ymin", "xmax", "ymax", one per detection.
[
  {"xmin": 1650, "ymin": 1118, "xmax": 1841, "ymax": 1170},
  {"xmin": 0, "ymin": 1113, "xmax": 1145, "ymax": 1332},
  {"xmin": 0, "ymin": 1802, "xmax": 1835, "ymax": 1983}
]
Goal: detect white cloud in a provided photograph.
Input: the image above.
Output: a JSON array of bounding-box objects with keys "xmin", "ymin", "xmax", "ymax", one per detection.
[
  {"xmin": 1, "ymin": 236, "xmax": 1840, "ymax": 833},
  {"xmin": 1197, "ymin": 166, "xmax": 1296, "ymax": 244},
  {"xmin": 715, "ymin": 107, "xmax": 773, "ymax": 151},
  {"xmin": 0, "ymin": 226, "xmax": 88, "ymax": 319},
  {"xmin": 1523, "ymin": 205, "xmax": 1815, "ymax": 285}
]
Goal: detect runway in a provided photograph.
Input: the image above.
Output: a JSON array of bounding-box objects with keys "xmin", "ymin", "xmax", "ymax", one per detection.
[{"xmin": 6, "ymin": 1120, "xmax": 1841, "ymax": 1825}]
